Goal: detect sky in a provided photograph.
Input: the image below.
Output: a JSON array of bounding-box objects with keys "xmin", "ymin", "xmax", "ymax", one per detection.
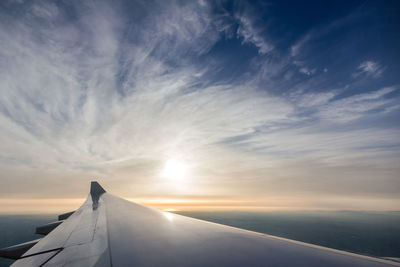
[{"xmin": 0, "ymin": 0, "xmax": 399, "ymax": 213}]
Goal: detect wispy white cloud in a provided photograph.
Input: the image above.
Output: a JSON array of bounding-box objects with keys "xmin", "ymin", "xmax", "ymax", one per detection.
[
  {"xmin": 235, "ymin": 11, "xmax": 273, "ymax": 54},
  {"xmin": 316, "ymin": 87, "xmax": 397, "ymax": 122},
  {"xmin": 292, "ymin": 60, "xmax": 316, "ymax": 76},
  {"xmin": 290, "ymin": 91, "xmax": 336, "ymax": 108},
  {"xmin": 299, "ymin": 67, "xmax": 316, "ymax": 76},
  {"xmin": 0, "ymin": 0, "xmax": 287, "ymax": 195},
  {"xmin": 290, "ymin": 34, "xmax": 311, "ymax": 57},
  {"xmin": 31, "ymin": 2, "xmax": 58, "ymax": 18},
  {"xmin": 353, "ymin": 60, "xmax": 384, "ymax": 78}
]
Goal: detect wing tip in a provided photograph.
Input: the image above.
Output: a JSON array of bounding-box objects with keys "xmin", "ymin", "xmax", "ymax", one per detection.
[{"xmin": 90, "ymin": 181, "xmax": 106, "ymax": 198}]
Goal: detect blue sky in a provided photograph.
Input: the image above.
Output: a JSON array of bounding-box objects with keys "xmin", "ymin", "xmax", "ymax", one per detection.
[{"xmin": 0, "ymin": 0, "xmax": 399, "ymax": 212}]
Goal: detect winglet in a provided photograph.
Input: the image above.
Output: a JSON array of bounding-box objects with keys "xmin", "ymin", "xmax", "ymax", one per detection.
[
  {"xmin": 90, "ymin": 181, "xmax": 106, "ymax": 210},
  {"xmin": 90, "ymin": 181, "xmax": 106, "ymax": 197}
]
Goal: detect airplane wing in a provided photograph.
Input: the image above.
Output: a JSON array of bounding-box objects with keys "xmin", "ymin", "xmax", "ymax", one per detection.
[{"xmin": 1, "ymin": 182, "xmax": 398, "ymax": 267}]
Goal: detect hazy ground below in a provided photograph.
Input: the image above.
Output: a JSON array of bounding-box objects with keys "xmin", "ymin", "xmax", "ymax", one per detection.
[
  {"xmin": 1, "ymin": 211, "xmax": 399, "ymax": 266},
  {"xmin": 176, "ymin": 211, "xmax": 400, "ymax": 257}
]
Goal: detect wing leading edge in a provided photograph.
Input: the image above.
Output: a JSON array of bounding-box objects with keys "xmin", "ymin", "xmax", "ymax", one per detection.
[{"xmin": 2, "ymin": 182, "xmax": 399, "ymax": 266}]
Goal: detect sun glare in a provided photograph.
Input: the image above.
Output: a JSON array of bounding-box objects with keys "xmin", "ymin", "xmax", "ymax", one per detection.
[
  {"xmin": 163, "ymin": 211, "xmax": 174, "ymax": 221},
  {"xmin": 162, "ymin": 159, "xmax": 187, "ymax": 181}
]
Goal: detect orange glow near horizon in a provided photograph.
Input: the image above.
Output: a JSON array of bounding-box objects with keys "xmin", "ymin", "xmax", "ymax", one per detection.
[{"xmin": 0, "ymin": 196, "xmax": 399, "ymax": 214}]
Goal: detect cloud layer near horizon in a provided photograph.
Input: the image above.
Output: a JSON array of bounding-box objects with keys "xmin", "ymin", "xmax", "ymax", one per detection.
[{"xmin": 0, "ymin": 0, "xmax": 399, "ymax": 211}]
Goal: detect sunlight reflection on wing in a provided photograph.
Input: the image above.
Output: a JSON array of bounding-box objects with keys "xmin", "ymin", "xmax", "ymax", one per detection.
[{"xmin": 163, "ymin": 211, "xmax": 174, "ymax": 222}]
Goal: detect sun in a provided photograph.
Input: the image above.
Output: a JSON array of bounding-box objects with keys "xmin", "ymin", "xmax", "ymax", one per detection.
[{"xmin": 162, "ymin": 159, "xmax": 187, "ymax": 181}]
